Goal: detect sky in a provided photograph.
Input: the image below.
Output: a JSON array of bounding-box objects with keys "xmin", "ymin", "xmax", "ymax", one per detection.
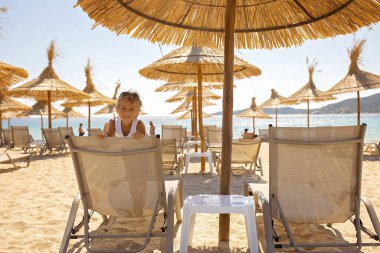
[{"xmin": 1, "ymin": 0, "xmax": 380, "ymax": 116}]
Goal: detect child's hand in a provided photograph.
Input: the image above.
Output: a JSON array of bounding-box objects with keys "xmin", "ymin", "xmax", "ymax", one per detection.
[
  {"xmin": 98, "ymin": 131, "xmax": 107, "ymax": 139},
  {"xmin": 132, "ymin": 132, "xmax": 145, "ymax": 138}
]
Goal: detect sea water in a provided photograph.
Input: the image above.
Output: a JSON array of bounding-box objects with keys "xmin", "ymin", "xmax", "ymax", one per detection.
[{"xmin": 3, "ymin": 114, "xmax": 380, "ymax": 142}]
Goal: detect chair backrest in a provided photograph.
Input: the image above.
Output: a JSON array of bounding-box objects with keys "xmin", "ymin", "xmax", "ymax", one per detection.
[
  {"xmin": 207, "ymin": 127, "xmax": 222, "ymax": 147},
  {"xmin": 66, "ymin": 136, "xmax": 165, "ymax": 217},
  {"xmin": 11, "ymin": 126, "xmax": 30, "ymax": 149},
  {"xmin": 2, "ymin": 129, "xmax": 13, "ymax": 146},
  {"xmin": 161, "ymin": 139, "xmax": 177, "ymax": 164},
  {"xmin": 58, "ymin": 127, "xmax": 74, "ymax": 139},
  {"xmin": 231, "ymin": 139, "xmax": 261, "ymax": 163},
  {"xmin": 259, "ymin": 129, "xmax": 269, "ymax": 142},
  {"xmin": 88, "ymin": 128, "xmax": 102, "ymax": 136},
  {"xmin": 42, "ymin": 128, "xmax": 65, "ymax": 148},
  {"xmin": 161, "ymin": 125, "xmax": 182, "ymax": 141},
  {"xmin": 269, "ymin": 125, "xmax": 366, "ymax": 224},
  {"xmin": 203, "ymin": 125, "xmax": 217, "ymax": 140},
  {"xmin": 181, "ymin": 127, "xmax": 187, "ymax": 142}
]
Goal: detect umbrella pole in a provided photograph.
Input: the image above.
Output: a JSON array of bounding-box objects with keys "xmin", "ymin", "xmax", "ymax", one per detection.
[
  {"xmin": 48, "ymin": 91, "xmax": 52, "ymax": 128},
  {"xmin": 41, "ymin": 114, "xmax": 44, "ymax": 140},
  {"xmin": 219, "ymin": 0, "xmax": 236, "ymax": 241},
  {"xmin": 66, "ymin": 114, "xmax": 69, "ymax": 127},
  {"xmin": 88, "ymin": 103, "xmax": 91, "ymax": 135},
  {"xmin": 252, "ymin": 117, "xmax": 255, "ymax": 136},
  {"xmin": 307, "ymin": 100, "xmax": 310, "ymax": 128},
  {"xmin": 357, "ymin": 91, "xmax": 360, "ymax": 125},
  {"xmin": 193, "ymin": 88, "xmax": 198, "ymax": 151},
  {"xmin": 192, "ymin": 89, "xmax": 196, "ymax": 137},
  {"xmin": 8, "ymin": 117, "xmax": 11, "ymax": 128},
  {"xmin": 275, "ymin": 106, "xmax": 278, "ymax": 127},
  {"xmin": 197, "ymin": 65, "xmax": 206, "ymax": 172},
  {"xmin": 0, "ymin": 111, "xmax": 2, "ymax": 132}
]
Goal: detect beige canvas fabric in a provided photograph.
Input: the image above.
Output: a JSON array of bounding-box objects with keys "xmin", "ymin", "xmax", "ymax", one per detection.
[
  {"xmin": 42, "ymin": 128, "xmax": 66, "ymax": 152},
  {"xmin": 88, "ymin": 128, "xmax": 102, "ymax": 136},
  {"xmin": 162, "ymin": 125, "xmax": 182, "ymax": 140},
  {"xmin": 270, "ymin": 126, "xmax": 363, "ymax": 224},
  {"xmin": 231, "ymin": 140, "xmax": 261, "ymax": 164},
  {"xmin": 11, "ymin": 126, "xmax": 31, "ymax": 150},
  {"xmin": 203, "ymin": 125, "xmax": 216, "ymax": 141},
  {"xmin": 161, "ymin": 139, "xmax": 180, "ymax": 173},
  {"xmin": 70, "ymin": 136, "xmax": 165, "ymax": 217},
  {"xmin": 2, "ymin": 128, "xmax": 13, "ymax": 147}
]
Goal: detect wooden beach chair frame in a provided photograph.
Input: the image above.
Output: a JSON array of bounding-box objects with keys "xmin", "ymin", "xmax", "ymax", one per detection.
[
  {"xmin": 162, "ymin": 125, "xmax": 183, "ymax": 153},
  {"xmin": 59, "ymin": 136, "xmax": 183, "ymax": 253},
  {"xmin": 246, "ymin": 124, "xmax": 380, "ymax": 252},
  {"xmin": 2, "ymin": 128, "xmax": 13, "ymax": 149}
]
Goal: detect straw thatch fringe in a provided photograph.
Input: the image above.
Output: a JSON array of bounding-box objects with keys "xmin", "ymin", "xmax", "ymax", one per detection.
[
  {"xmin": 171, "ymin": 98, "xmax": 215, "ymax": 114},
  {"xmin": 259, "ymin": 88, "xmax": 286, "ymax": 108},
  {"xmin": 0, "ymin": 90, "xmax": 31, "ymax": 112},
  {"xmin": 166, "ymin": 88, "xmax": 221, "ymax": 103},
  {"xmin": 140, "ymin": 46, "xmax": 261, "ymax": 82},
  {"xmin": 76, "ymin": 0, "xmax": 380, "ymax": 49},
  {"xmin": 327, "ymin": 38, "xmax": 380, "ymax": 94},
  {"xmin": 84, "ymin": 59, "xmax": 95, "ymax": 93},
  {"xmin": 113, "ymin": 79, "xmax": 121, "ymax": 99},
  {"xmin": 0, "ymin": 61, "xmax": 28, "ymax": 88},
  {"xmin": 22, "ymin": 101, "xmax": 65, "ymax": 116},
  {"xmin": 155, "ymin": 82, "xmax": 223, "ymax": 92},
  {"xmin": 177, "ymin": 110, "xmax": 210, "ymax": 120}
]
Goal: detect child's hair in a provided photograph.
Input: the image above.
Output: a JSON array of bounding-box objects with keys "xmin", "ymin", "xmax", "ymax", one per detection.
[
  {"xmin": 79, "ymin": 123, "xmax": 83, "ymax": 126},
  {"xmin": 117, "ymin": 90, "xmax": 142, "ymax": 107},
  {"xmin": 244, "ymin": 128, "xmax": 249, "ymax": 132}
]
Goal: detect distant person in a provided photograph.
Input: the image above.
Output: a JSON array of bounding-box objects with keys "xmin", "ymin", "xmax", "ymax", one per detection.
[
  {"xmin": 242, "ymin": 128, "xmax": 254, "ymax": 139},
  {"xmin": 149, "ymin": 121, "xmax": 156, "ymax": 136},
  {"xmin": 78, "ymin": 123, "xmax": 85, "ymax": 136},
  {"xmin": 155, "ymin": 134, "xmax": 160, "ymax": 139},
  {"xmin": 100, "ymin": 91, "xmax": 146, "ymax": 138}
]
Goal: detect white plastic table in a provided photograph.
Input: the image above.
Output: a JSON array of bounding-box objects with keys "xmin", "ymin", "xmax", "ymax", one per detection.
[
  {"xmin": 185, "ymin": 152, "xmax": 213, "ymax": 174},
  {"xmin": 180, "ymin": 195, "xmax": 259, "ymax": 253},
  {"xmin": 185, "ymin": 140, "xmax": 201, "ymax": 153}
]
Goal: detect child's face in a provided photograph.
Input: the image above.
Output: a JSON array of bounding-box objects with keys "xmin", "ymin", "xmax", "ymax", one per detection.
[{"xmin": 116, "ymin": 98, "xmax": 140, "ymax": 121}]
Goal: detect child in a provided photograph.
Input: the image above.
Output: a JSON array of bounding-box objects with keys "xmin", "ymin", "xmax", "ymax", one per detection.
[
  {"xmin": 101, "ymin": 91, "xmax": 146, "ymax": 138},
  {"xmin": 78, "ymin": 123, "xmax": 85, "ymax": 136}
]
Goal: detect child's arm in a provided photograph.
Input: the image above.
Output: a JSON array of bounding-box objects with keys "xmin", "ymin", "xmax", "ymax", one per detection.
[
  {"xmin": 132, "ymin": 120, "xmax": 146, "ymax": 138},
  {"xmin": 99, "ymin": 119, "xmax": 116, "ymax": 139}
]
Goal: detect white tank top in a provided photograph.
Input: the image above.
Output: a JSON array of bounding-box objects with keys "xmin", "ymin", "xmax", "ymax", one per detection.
[{"xmin": 115, "ymin": 117, "xmax": 139, "ymax": 137}]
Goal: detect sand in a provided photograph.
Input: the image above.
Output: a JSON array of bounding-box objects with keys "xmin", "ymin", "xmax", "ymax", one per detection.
[{"xmin": 1, "ymin": 143, "xmax": 380, "ymax": 252}]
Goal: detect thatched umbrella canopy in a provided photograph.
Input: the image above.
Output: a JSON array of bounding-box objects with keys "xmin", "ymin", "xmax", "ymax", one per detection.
[
  {"xmin": 76, "ymin": 0, "xmax": 380, "ymax": 240},
  {"xmin": 0, "ymin": 90, "xmax": 31, "ymax": 130},
  {"xmin": 326, "ymin": 39, "xmax": 380, "ymax": 125},
  {"xmin": 171, "ymin": 98, "xmax": 215, "ymax": 114},
  {"xmin": 166, "ymin": 89, "xmax": 221, "ymax": 103},
  {"xmin": 282, "ymin": 60, "xmax": 336, "ymax": 127},
  {"xmin": 236, "ymin": 97, "xmax": 271, "ymax": 135},
  {"xmin": 54, "ymin": 107, "xmax": 86, "ymax": 127},
  {"xmin": 140, "ymin": 46, "xmax": 261, "ymax": 172},
  {"xmin": 6, "ymin": 41, "xmax": 90, "ymax": 128},
  {"xmin": 0, "ymin": 61, "xmax": 28, "ymax": 88},
  {"xmin": 258, "ymin": 89, "xmax": 286, "ymax": 126},
  {"xmin": 177, "ymin": 110, "xmax": 211, "ymax": 120},
  {"xmin": 156, "ymin": 82, "xmax": 223, "ymax": 92},
  {"xmin": 1, "ymin": 111, "xmax": 29, "ymax": 129},
  {"xmin": 61, "ymin": 59, "xmax": 116, "ymax": 130}
]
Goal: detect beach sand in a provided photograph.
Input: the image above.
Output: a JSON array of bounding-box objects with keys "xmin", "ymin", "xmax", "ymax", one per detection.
[{"xmin": 1, "ymin": 143, "xmax": 380, "ymax": 252}]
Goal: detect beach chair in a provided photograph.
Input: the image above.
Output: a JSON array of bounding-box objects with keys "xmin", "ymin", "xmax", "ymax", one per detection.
[
  {"xmin": 41, "ymin": 128, "xmax": 67, "ymax": 154},
  {"xmin": 0, "ymin": 151, "xmax": 32, "ymax": 169},
  {"xmin": 11, "ymin": 126, "xmax": 37, "ymax": 154},
  {"xmin": 203, "ymin": 125, "xmax": 217, "ymax": 143},
  {"xmin": 207, "ymin": 127, "xmax": 222, "ymax": 166},
  {"xmin": 58, "ymin": 127, "xmax": 74, "ymax": 139},
  {"xmin": 162, "ymin": 125, "xmax": 183, "ymax": 153},
  {"xmin": 258, "ymin": 128, "xmax": 269, "ymax": 142},
  {"xmin": 60, "ymin": 136, "xmax": 183, "ymax": 253},
  {"xmin": 88, "ymin": 128, "xmax": 102, "ymax": 136},
  {"xmin": 181, "ymin": 127, "xmax": 188, "ymax": 152},
  {"xmin": 246, "ymin": 124, "xmax": 380, "ymax": 252},
  {"xmin": 161, "ymin": 139, "xmax": 184, "ymax": 175},
  {"xmin": 217, "ymin": 139, "xmax": 262, "ymax": 175},
  {"xmin": 2, "ymin": 128, "xmax": 13, "ymax": 149}
]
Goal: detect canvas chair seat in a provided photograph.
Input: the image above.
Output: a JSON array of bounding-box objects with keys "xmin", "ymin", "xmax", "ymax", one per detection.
[
  {"xmin": 245, "ymin": 124, "xmax": 380, "ymax": 253},
  {"xmin": 162, "ymin": 125, "xmax": 184, "ymax": 154},
  {"xmin": 161, "ymin": 139, "xmax": 183, "ymax": 175},
  {"xmin": 11, "ymin": 126, "xmax": 37, "ymax": 154},
  {"xmin": 60, "ymin": 136, "xmax": 183, "ymax": 253},
  {"xmin": 88, "ymin": 128, "xmax": 102, "ymax": 137},
  {"xmin": 2, "ymin": 128, "xmax": 13, "ymax": 149},
  {"xmin": 41, "ymin": 128, "xmax": 67, "ymax": 154}
]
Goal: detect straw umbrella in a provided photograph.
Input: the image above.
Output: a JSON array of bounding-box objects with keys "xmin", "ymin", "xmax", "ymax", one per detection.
[
  {"xmin": 326, "ymin": 39, "xmax": 380, "ymax": 125},
  {"xmin": 1, "ymin": 111, "xmax": 28, "ymax": 128},
  {"xmin": 0, "ymin": 61, "xmax": 28, "ymax": 88},
  {"xmin": 177, "ymin": 110, "xmax": 211, "ymax": 120},
  {"xmin": 0, "ymin": 90, "xmax": 31, "ymax": 130},
  {"xmin": 236, "ymin": 97, "xmax": 271, "ymax": 135},
  {"xmin": 6, "ymin": 41, "xmax": 90, "ymax": 128},
  {"xmin": 54, "ymin": 107, "xmax": 86, "ymax": 127},
  {"xmin": 140, "ymin": 46, "xmax": 261, "ymax": 172},
  {"xmin": 171, "ymin": 98, "xmax": 215, "ymax": 114},
  {"xmin": 95, "ymin": 80, "xmax": 121, "ymax": 118},
  {"xmin": 258, "ymin": 89, "xmax": 286, "ymax": 127},
  {"xmin": 166, "ymin": 89, "xmax": 221, "ymax": 103},
  {"xmin": 156, "ymin": 82, "xmax": 223, "ymax": 92},
  {"xmin": 61, "ymin": 59, "xmax": 116, "ymax": 130},
  {"xmin": 282, "ymin": 60, "xmax": 336, "ymax": 127},
  {"xmin": 76, "ymin": 0, "xmax": 380, "ymax": 239}
]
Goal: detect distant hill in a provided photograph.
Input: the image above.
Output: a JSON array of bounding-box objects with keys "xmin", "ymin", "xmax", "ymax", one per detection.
[{"xmin": 211, "ymin": 93, "xmax": 380, "ymax": 115}]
